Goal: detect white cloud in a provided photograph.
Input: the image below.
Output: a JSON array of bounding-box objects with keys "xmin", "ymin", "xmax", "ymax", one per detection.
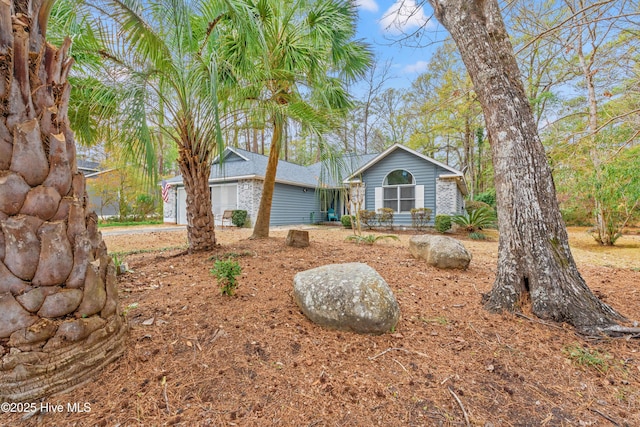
[
  {"xmin": 403, "ymin": 60, "xmax": 429, "ymax": 74},
  {"xmin": 355, "ymin": 0, "xmax": 379, "ymax": 13},
  {"xmin": 379, "ymin": 0, "xmax": 428, "ymax": 35}
]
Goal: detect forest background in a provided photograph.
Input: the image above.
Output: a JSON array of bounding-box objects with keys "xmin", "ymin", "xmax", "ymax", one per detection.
[{"xmin": 52, "ymin": 0, "xmax": 639, "ymax": 242}]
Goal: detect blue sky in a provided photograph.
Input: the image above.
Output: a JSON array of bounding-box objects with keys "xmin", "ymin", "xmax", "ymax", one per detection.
[{"xmin": 352, "ymin": 0, "xmax": 447, "ymax": 90}]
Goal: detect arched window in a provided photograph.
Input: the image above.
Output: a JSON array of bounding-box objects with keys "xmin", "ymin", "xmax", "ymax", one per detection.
[
  {"xmin": 383, "ymin": 169, "xmax": 415, "ymax": 212},
  {"xmin": 384, "ymin": 169, "xmax": 414, "ymax": 186}
]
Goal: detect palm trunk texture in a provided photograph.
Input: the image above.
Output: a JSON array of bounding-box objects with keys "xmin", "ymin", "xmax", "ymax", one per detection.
[
  {"xmin": 429, "ymin": 0, "xmax": 625, "ymax": 335},
  {"xmin": 0, "ymin": 0, "xmax": 127, "ymax": 401},
  {"xmin": 177, "ymin": 153, "xmax": 217, "ymax": 251}
]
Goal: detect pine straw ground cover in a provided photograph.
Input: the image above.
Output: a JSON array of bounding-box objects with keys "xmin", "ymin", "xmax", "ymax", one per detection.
[{"xmin": 5, "ymin": 226, "xmax": 639, "ymax": 426}]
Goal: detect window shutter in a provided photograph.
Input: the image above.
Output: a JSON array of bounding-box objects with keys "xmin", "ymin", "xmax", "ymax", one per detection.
[
  {"xmin": 375, "ymin": 187, "xmax": 383, "ymax": 210},
  {"xmin": 415, "ymin": 185, "xmax": 424, "ymax": 208}
]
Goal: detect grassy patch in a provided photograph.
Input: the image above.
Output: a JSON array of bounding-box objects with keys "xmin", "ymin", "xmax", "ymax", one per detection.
[
  {"xmin": 418, "ymin": 316, "xmax": 449, "ymax": 325},
  {"xmin": 345, "ymin": 234, "xmax": 399, "ymax": 245},
  {"xmin": 99, "ymin": 219, "xmax": 164, "ymax": 228},
  {"xmin": 563, "ymin": 343, "xmax": 610, "ymax": 373}
]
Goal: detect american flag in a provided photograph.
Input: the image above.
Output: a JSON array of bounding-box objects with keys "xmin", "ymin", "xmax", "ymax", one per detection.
[{"xmin": 161, "ymin": 180, "xmax": 171, "ymax": 203}]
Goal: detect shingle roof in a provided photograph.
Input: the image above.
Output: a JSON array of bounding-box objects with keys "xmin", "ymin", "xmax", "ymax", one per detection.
[
  {"xmin": 165, "ymin": 146, "xmax": 456, "ymax": 189},
  {"xmin": 166, "ymin": 147, "xmax": 328, "ymax": 187},
  {"xmin": 77, "ymin": 159, "xmax": 101, "ymax": 174}
]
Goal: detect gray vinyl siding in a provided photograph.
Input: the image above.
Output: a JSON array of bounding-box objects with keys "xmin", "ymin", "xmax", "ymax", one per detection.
[
  {"xmin": 86, "ymin": 183, "xmax": 119, "ymax": 218},
  {"xmin": 269, "ymin": 183, "xmax": 322, "ymax": 226},
  {"xmin": 361, "ymin": 149, "xmax": 451, "ymax": 226}
]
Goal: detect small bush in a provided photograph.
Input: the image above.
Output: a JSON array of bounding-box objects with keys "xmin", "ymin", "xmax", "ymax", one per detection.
[
  {"xmin": 231, "ymin": 210, "xmax": 248, "ymax": 227},
  {"xmin": 210, "ymin": 259, "xmax": 242, "ymax": 296},
  {"xmin": 377, "ymin": 208, "xmax": 394, "ymax": 229},
  {"xmin": 452, "ymin": 207, "xmax": 495, "ymax": 233},
  {"xmin": 475, "ymin": 189, "xmax": 496, "ymax": 207},
  {"xmin": 133, "ymin": 194, "xmax": 157, "ymax": 220},
  {"xmin": 358, "ymin": 210, "xmax": 376, "ymax": 229},
  {"xmin": 341, "ymin": 215, "xmax": 353, "ymax": 228},
  {"xmin": 435, "ymin": 215, "xmax": 451, "ymax": 233},
  {"xmin": 410, "ymin": 207, "xmax": 432, "ymax": 230}
]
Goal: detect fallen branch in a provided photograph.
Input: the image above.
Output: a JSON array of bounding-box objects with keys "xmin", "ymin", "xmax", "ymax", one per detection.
[
  {"xmin": 448, "ymin": 386, "xmax": 470, "ymax": 427},
  {"xmin": 588, "ymin": 407, "xmax": 620, "ymax": 426},
  {"xmin": 162, "ymin": 376, "xmax": 170, "ymax": 413},
  {"xmin": 392, "ymin": 358, "xmax": 410, "ymax": 376},
  {"xmin": 602, "ymin": 324, "xmax": 640, "ymax": 337}
]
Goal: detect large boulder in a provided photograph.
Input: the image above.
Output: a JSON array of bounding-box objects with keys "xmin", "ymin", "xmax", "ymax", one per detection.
[
  {"xmin": 293, "ymin": 263, "xmax": 400, "ymax": 335},
  {"xmin": 409, "ymin": 235, "xmax": 472, "ymax": 270}
]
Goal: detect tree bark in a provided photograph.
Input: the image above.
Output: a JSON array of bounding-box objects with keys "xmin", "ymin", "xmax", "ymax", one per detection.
[
  {"xmin": 428, "ymin": 0, "xmax": 625, "ymax": 335},
  {"xmin": 251, "ymin": 117, "xmax": 282, "ymax": 239},
  {"xmin": 571, "ymin": 7, "xmax": 610, "ymax": 245},
  {"xmin": 177, "ymin": 153, "xmax": 217, "ymax": 251},
  {"xmin": 0, "ymin": 0, "xmax": 126, "ymax": 401}
]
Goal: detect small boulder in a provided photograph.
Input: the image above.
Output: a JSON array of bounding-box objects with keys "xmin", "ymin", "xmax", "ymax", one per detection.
[
  {"xmin": 286, "ymin": 229, "xmax": 309, "ymax": 248},
  {"xmin": 409, "ymin": 235, "xmax": 472, "ymax": 270},
  {"xmin": 293, "ymin": 263, "xmax": 400, "ymax": 335}
]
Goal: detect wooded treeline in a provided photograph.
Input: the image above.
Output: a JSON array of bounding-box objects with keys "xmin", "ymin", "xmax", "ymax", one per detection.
[{"xmin": 54, "ymin": 0, "xmax": 639, "ymax": 244}]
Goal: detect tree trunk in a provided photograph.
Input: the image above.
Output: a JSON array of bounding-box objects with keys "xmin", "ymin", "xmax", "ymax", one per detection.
[
  {"xmin": 429, "ymin": 0, "xmax": 625, "ymax": 334},
  {"xmin": 573, "ymin": 17, "xmax": 610, "ymax": 245},
  {"xmin": 251, "ymin": 117, "xmax": 282, "ymax": 239},
  {"xmin": 177, "ymin": 154, "xmax": 216, "ymax": 251},
  {"xmin": 0, "ymin": 0, "xmax": 126, "ymax": 401}
]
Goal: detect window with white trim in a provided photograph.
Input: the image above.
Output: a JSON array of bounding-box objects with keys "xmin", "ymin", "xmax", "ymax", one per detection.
[{"xmin": 382, "ymin": 170, "xmax": 415, "ymax": 212}]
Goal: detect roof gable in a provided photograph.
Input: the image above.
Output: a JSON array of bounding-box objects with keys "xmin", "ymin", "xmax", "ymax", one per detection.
[
  {"xmin": 166, "ymin": 147, "xmax": 323, "ymax": 187},
  {"xmin": 344, "ymin": 144, "xmax": 462, "ymax": 182},
  {"xmin": 213, "ymin": 147, "xmax": 249, "ymax": 164}
]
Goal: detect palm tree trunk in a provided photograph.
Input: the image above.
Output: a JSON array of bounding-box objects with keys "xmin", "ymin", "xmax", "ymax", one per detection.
[
  {"xmin": 0, "ymin": 0, "xmax": 126, "ymax": 401},
  {"xmin": 251, "ymin": 118, "xmax": 282, "ymax": 239},
  {"xmin": 177, "ymin": 155, "xmax": 216, "ymax": 251}
]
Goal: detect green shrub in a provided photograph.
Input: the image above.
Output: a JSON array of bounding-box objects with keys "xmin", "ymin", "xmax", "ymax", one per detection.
[
  {"xmin": 341, "ymin": 215, "xmax": 353, "ymax": 228},
  {"xmin": 210, "ymin": 259, "xmax": 242, "ymax": 296},
  {"xmin": 435, "ymin": 215, "xmax": 452, "ymax": 233},
  {"xmin": 358, "ymin": 210, "xmax": 377, "ymax": 229},
  {"xmin": 475, "ymin": 189, "xmax": 496, "ymax": 207},
  {"xmin": 133, "ymin": 194, "xmax": 157, "ymax": 220},
  {"xmin": 560, "ymin": 205, "xmax": 593, "ymax": 226},
  {"xmin": 465, "ymin": 200, "xmax": 492, "ymax": 214},
  {"xmin": 231, "ymin": 210, "xmax": 248, "ymax": 227},
  {"xmin": 410, "ymin": 207, "xmax": 432, "ymax": 230},
  {"xmin": 452, "ymin": 207, "xmax": 495, "ymax": 233},
  {"xmin": 377, "ymin": 208, "xmax": 394, "ymax": 229}
]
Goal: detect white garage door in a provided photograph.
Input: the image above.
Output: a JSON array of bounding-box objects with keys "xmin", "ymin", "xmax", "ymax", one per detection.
[{"xmin": 177, "ymin": 187, "xmax": 187, "ymax": 225}]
